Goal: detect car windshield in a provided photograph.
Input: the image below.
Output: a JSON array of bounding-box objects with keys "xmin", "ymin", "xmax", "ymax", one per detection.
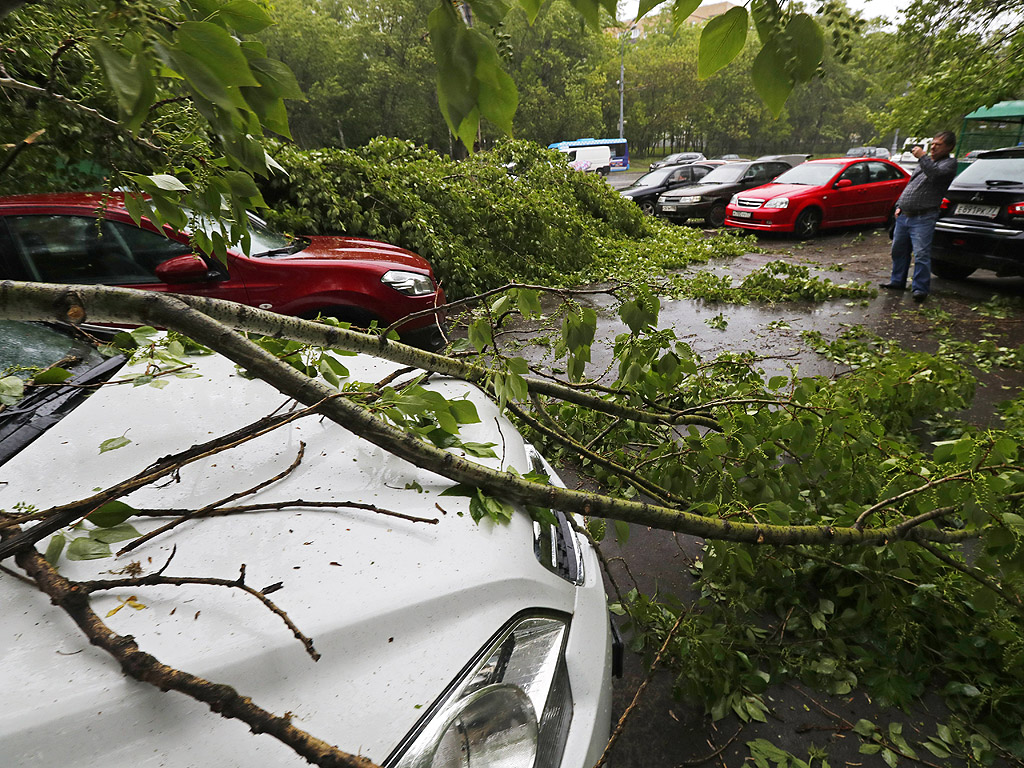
[
  {"xmin": 629, "ymin": 168, "xmax": 676, "ymax": 187},
  {"xmin": 192, "ymin": 212, "xmax": 304, "ymax": 257},
  {"xmin": 771, "ymin": 163, "xmax": 843, "ymax": 186},
  {"xmin": 0, "ymin": 320, "xmax": 121, "ymax": 466},
  {"xmin": 955, "ymin": 157, "xmax": 1024, "ymax": 186},
  {"xmin": 698, "ymin": 164, "xmax": 749, "ymax": 184}
]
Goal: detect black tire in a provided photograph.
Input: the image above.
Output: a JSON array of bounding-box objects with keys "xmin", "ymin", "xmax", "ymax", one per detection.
[
  {"xmin": 639, "ymin": 200, "xmax": 655, "ymax": 216},
  {"xmin": 931, "ymin": 259, "xmax": 976, "ymax": 280},
  {"xmin": 794, "ymin": 207, "xmax": 822, "ymax": 239},
  {"xmin": 705, "ymin": 202, "xmax": 727, "ymax": 228}
]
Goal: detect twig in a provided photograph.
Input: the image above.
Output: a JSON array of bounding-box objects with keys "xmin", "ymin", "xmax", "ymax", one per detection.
[
  {"xmin": 119, "ymin": 500, "xmax": 439, "ymax": 525},
  {"xmin": 77, "ymin": 562, "xmax": 321, "ymax": 661},
  {"xmin": 673, "ymin": 726, "xmax": 743, "ymax": 766},
  {"xmin": 591, "ymin": 610, "xmax": 687, "ymax": 768},
  {"xmin": 916, "ymin": 540, "xmax": 1024, "ymax": 611},
  {"xmin": 117, "ymin": 442, "xmax": 309, "ymax": 556}
]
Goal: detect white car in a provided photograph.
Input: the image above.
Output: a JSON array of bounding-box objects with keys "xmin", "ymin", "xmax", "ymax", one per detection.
[{"xmin": 0, "ymin": 320, "xmax": 614, "ymax": 767}]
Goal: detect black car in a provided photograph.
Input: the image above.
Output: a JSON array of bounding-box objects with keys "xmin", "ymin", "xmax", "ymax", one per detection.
[
  {"xmin": 648, "ymin": 152, "xmax": 706, "ymax": 170},
  {"xmin": 619, "ymin": 162, "xmax": 722, "ymax": 215},
  {"xmin": 655, "ymin": 155, "xmax": 808, "ymax": 227},
  {"xmin": 931, "ymin": 147, "xmax": 1024, "ymax": 279}
]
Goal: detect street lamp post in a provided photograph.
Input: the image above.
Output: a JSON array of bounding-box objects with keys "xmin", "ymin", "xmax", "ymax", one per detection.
[{"xmin": 618, "ymin": 25, "xmax": 635, "ymax": 140}]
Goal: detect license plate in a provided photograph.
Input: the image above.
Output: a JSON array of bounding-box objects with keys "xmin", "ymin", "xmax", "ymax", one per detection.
[
  {"xmin": 956, "ymin": 203, "xmax": 999, "ymax": 218},
  {"xmin": 732, "ymin": 210, "xmax": 752, "ymax": 219},
  {"xmin": 661, "ymin": 204, "xmax": 676, "ymax": 212}
]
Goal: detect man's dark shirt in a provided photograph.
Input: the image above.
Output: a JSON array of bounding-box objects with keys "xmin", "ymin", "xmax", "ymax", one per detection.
[{"xmin": 896, "ymin": 154, "xmax": 958, "ymax": 214}]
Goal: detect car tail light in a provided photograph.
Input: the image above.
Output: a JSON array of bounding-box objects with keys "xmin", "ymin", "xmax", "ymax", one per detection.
[
  {"xmin": 939, "ymin": 198, "xmax": 950, "ymax": 210},
  {"xmin": 1008, "ymin": 202, "xmax": 1024, "ymax": 217}
]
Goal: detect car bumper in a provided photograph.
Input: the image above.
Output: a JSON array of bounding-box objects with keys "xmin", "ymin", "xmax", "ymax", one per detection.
[
  {"xmin": 725, "ymin": 206, "xmax": 795, "ymax": 232},
  {"xmin": 655, "ymin": 201, "xmax": 709, "ymax": 221},
  {"xmin": 933, "ymin": 219, "xmax": 1024, "ymax": 276}
]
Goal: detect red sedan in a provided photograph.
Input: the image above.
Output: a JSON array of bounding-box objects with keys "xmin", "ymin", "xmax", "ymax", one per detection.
[
  {"xmin": 0, "ymin": 193, "xmax": 445, "ymax": 348},
  {"xmin": 724, "ymin": 157, "xmax": 910, "ymax": 238}
]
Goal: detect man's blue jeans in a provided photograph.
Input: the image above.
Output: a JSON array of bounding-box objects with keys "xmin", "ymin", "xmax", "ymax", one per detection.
[{"xmin": 889, "ymin": 210, "xmax": 939, "ymax": 295}]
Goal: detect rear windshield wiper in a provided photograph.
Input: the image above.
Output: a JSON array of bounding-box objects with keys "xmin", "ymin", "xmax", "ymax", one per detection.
[{"xmin": 984, "ymin": 179, "xmax": 1023, "ymax": 187}]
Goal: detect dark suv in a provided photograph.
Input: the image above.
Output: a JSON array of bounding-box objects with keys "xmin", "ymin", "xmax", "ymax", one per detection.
[{"xmin": 932, "ymin": 147, "xmax": 1024, "ymax": 279}]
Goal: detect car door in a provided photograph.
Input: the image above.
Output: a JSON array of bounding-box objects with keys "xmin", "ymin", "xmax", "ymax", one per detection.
[
  {"xmin": 829, "ymin": 162, "xmax": 872, "ymax": 223},
  {"xmin": 864, "ymin": 162, "xmax": 906, "ymax": 221},
  {"xmin": 2, "ymin": 213, "xmax": 251, "ymax": 304}
]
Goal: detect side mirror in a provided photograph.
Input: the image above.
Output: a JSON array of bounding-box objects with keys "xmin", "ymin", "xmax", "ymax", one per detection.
[
  {"xmin": 835, "ymin": 178, "xmax": 853, "ymax": 188},
  {"xmin": 155, "ymin": 254, "xmax": 210, "ymax": 284}
]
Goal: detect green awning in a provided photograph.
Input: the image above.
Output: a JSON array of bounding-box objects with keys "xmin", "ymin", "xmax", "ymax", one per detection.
[{"xmin": 964, "ymin": 101, "xmax": 1024, "ymax": 120}]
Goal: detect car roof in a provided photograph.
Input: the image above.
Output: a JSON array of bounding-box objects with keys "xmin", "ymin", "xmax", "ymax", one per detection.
[
  {"xmin": 977, "ymin": 147, "xmax": 1024, "ymax": 159},
  {"xmin": 0, "ymin": 192, "xmax": 129, "ymax": 213},
  {"xmin": 753, "ymin": 154, "xmax": 811, "ymax": 164}
]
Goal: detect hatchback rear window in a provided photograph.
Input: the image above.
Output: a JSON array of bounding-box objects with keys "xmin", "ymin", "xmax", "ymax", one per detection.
[{"xmin": 955, "ymin": 158, "xmax": 1024, "ymax": 186}]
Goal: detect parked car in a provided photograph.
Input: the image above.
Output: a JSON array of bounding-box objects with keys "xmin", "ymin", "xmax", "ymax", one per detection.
[
  {"xmin": 561, "ymin": 145, "xmax": 612, "ymax": 175},
  {"xmin": 648, "ymin": 151, "xmax": 706, "ymax": 170},
  {"xmin": 845, "ymin": 146, "xmax": 891, "ymax": 159},
  {"xmin": 724, "ymin": 157, "xmax": 910, "ymax": 238},
  {"xmin": 712, "ymin": 154, "xmax": 744, "ymax": 161},
  {"xmin": 0, "ymin": 193, "xmax": 446, "ymax": 349},
  {"xmin": 655, "ymin": 155, "xmax": 808, "ymax": 227},
  {"xmin": 931, "ymin": 147, "xmax": 1024, "ymax": 279},
  {"xmin": 618, "ymin": 162, "xmax": 723, "ymax": 214},
  {"xmin": 0, "ymin": 317, "xmax": 615, "ymax": 768}
]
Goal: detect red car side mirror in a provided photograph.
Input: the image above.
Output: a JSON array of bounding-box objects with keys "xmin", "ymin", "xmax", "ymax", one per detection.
[
  {"xmin": 155, "ymin": 254, "xmax": 210, "ymax": 284},
  {"xmin": 835, "ymin": 178, "xmax": 853, "ymax": 188}
]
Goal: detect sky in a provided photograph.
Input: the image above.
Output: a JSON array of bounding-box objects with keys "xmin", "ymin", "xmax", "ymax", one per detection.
[{"xmin": 617, "ymin": 0, "xmax": 909, "ymax": 24}]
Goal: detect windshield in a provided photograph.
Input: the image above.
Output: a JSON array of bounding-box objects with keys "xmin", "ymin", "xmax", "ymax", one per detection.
[
  {"xmin": 629, "ymin": 168, "xmax": 676, "ymax": 187},
  {"xmin": 0, "ymin": 321, "xmax": 123, "ymax": 467},
  {"xmin": 955, "ymin": 157, "xmax": 1024, "ymax": 186},
  {"xmin": 772, "ymin": 163, "xmax": 843, "ymax": 186},
  {"xmin": 698, "ymin": 164, "xmax": 749, "ymax": 184},
  {"xmin": 192, "ymin": 212, "xmax": 303, "ymax": 256}
]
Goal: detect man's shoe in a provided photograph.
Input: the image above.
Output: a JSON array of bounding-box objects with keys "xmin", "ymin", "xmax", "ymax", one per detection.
[
  {"xmin": 879, "ymin": 282, "xmax": 905, "ymax": 291},
  {"xmin": 912, "ymin": 291, "xmax": 927, "ymax": 303}
]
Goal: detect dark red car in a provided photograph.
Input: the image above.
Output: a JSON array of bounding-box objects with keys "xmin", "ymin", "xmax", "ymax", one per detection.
[
  {"xmin": 0, "ymin": 193, "xmax": 445, "ymax": 348},
  {"xmin": 724, "ymin": 158, "xmax": 910, "ymax": 238}
]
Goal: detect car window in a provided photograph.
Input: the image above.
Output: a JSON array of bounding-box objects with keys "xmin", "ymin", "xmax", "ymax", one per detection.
[
  {"xmin": 5, "ymin": 215, "xmax": 182, "ymax": 285},
  {"xmin": 745, "ymin": 164, "xmax": 773, "ymax": 182},
  {"xmin": 955, "ymin": 157, "xmax": 1024, "ymax": 185},
  {"xmin": 772, "ymin": 163, "xmax": 842, "ymax": 186},
  {"xmin": 838, "ymin": 163, "xmax": 869, "ymax": 186},
  {"xmin": 866, "ymin": 162, "xmax": 902, "ymax": 182},
  {"xmin": 770, "ymin": 163, "xmax": 791, "ymax": 178},
  {"xmin": 699, "ymin": 164, "xmax": 748, "ymax": 184},
  {"xmin": 692, "ymin": 165, "xmax": 711, "ymax": 181}
]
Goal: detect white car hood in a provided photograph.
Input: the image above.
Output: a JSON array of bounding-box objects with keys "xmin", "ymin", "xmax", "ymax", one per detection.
[{"xmin": 1, "ymin": 349, "xmax": 582, "ymax": 766}]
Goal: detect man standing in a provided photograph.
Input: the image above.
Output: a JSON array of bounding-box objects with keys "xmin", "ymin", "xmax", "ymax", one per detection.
[{"xmin": 881, "ymin": 131, "xmax": 958, "ymax": 302}]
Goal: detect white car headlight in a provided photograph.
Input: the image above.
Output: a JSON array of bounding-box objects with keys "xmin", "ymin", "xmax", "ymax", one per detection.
[
  {"xmin": 382, "ymin": 270, "xmax": 436, "ymax": 296},
  {"xmin": 764, "ymin": 197, "xmax": 790, "ymax": 208},
  {"xmin": 677, "ymin": 196, "xmax": 702, "ymax": 204},
  {"xmin": 390, "ymin": 616, "xmax": 572, "ymax": 768},
  {"xmin": 729, "ymin": 195, "xmax": 739, "ymax": 205}
]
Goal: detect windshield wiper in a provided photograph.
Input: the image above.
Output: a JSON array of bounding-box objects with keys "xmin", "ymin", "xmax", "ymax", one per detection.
[
  {"xmin": 985, "ymin": 179, "xmax": 1022, "ymax": 187},
  {"xmin": 254, "ymin": 238, "xmax": 310, "ymax": 258}
]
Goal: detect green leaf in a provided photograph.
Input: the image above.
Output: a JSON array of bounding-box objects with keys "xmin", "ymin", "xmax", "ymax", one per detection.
[
  {"xmin": 0, "ymin": 375, "xmax": 25, "ymax": 405},
  {"xmin": 89, "ymin": 523, "xmax": 141, "ymax": 544},
  {"xmin": 881, "ymin": 748, "xmax": 898, "ymax": 768},
  {"xmin": 461, "ymin": 441, "xmax": 498, "ymax": 458},
  {"xmin": 99, "ymin": 436, "xmax": 132, "ymax": 454},
  {"xmin": 91, "ymin": 42, "xmax": 152, "ymax": 127},
  {"xmin": 519, "ymin": 0, "xmax": 542, "ymax": 23},
  {"xmin": 87, "ymin": 500, "xmax": 137, "ymax": 527},
  {"xmin": 67, "ymin": 537, "xmax": 112, "ymax": 560},
  {"xmin": 148, "ymin": 174, "xmax": 190, "ymax": 192},
  {"xmin": 698, "ymin": 7, "xmax": 749, "ymax": 79},
  {"xmin": 175, "ymin": 22, "xmax": 259, "ymax": 88},
  {"xmin": 466, "ymin": 0, "xmax": 510, "ymax": 27},
  {"xmin": 468, "ymin": 318, "xmax": 493, "ymax": 352},
  {"xmin": 439, "ymin": 483, "xmax": 476, "ymax": 498},
  {"xmin": 44, "ymin": 534, "xmax": 66, "ymax": 565},
  {"xmin": 218, "ymin": 0, "xmax": 275, "ymax": 33},
  {"xmin": 613, "ymin": 519, "xmax": 630, "ymax": 544},
  {"xmin": 751, "ymin": 40, "xmax": 794, "ymax": 117},
  {"xmin": 784, "ymin": 13, "xmax": 825, "ymax": 82},
  {"xmin": 449, "ymin": 399, "xmax": 481, "ymax": 424},
  {"xmin": 853, "ymin": 719, "xmax": 877, "ymax": 737}
]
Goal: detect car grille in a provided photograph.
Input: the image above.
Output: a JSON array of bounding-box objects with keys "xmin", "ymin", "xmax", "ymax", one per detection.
[{"xmin": 734, "ymin": 198, "xmax": 764, "ymax": 208}]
